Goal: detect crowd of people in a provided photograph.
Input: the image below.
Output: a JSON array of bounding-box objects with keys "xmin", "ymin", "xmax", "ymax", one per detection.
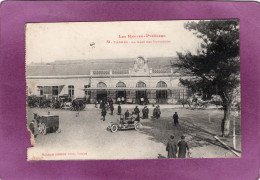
[
  {"xmin": 99, "ymin": 100, "xmax": 162, "ymax": 122},
  {"xmin": 97, "ymin": 98, "xmax": 189, "ymax": 158},
  {"xmin": 98, "ymin": 98, "xmax": 180, "ymax": 123}
]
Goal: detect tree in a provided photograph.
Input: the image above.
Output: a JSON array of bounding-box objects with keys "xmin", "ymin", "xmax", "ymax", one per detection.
[{"xmin": 172, "ymin": 20, "xmax": 240, "ymax": 136}]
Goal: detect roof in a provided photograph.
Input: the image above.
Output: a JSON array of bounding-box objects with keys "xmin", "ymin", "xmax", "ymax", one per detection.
[{"xmin": 26, "ymin": 57, "xmax": 178, "ymax": 76}]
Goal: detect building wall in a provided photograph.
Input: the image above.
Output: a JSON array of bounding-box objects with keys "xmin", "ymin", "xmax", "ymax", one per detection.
[
  {"xmin": 27, "ymin": 75, "xmax": 188, "ymax": 104},
  {"xmin": 27, "ymin": 78, "xmax": 90, "ymax": 98},
  {"xmin": 91, "ymin": 76, "xmax": 179, "ymax": 88},
  {"xmin": 90, "ymin": 76, "xmax": 185, "ymax": 104}
]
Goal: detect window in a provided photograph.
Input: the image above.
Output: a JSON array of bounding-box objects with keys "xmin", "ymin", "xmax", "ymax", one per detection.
[
  {"xmin": 68, "ymin": 85, "xmax": 74, "ymax": 97},
  {"xmin": 97, "ymin": 82, "xmax": 107, "ymax": 88},
  {"xmin": 174, "ymin": 89, "xmax": 181, "ymax": 99},
  {"xmin": 116, "ymin": 82, "xmax": 126, "ymax": 88},
  {"xmin": 52, "ymin": 86, "xmax": 58, "ymax": 96},
  {"xmin": 156, "ymin": 81, "xmax": 167, "ymax": 88},
  {"xmin": 38, "ymin": 86, "xmax": 43, "ymax": 95},
  {"xmin": 84, "ymin": 85, "xmax": 91, "ymax": 96},
  {"xmin": 136, "ymin": 81, "xmax": 146, "ymax": 88}
]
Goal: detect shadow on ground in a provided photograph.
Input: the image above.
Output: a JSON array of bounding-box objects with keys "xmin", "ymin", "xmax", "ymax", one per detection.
[{"xmin": 139, "ymin": 109, "xmax": 241, "ymax": 157}]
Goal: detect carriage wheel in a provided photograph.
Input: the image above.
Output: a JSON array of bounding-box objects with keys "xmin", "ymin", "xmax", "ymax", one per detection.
[
  {"xmin": 39, "ymin": 123, "xmax": 47, "ymax": 135},
  {"xmin": 135, "ymin": 123, "xmax": 142, "ymax": 131},
  {"xmin": 111, "ymin": 125, "xmax": 118, "ymax": 133}
]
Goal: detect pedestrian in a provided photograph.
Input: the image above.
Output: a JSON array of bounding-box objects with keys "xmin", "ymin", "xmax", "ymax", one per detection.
[
  {"xmin": 110, "ymin": 104, "xmax": 114, "ymax": 115},
  {"xmin": 125, "ymin": 109, "xmax": 130, "ymax": 119},
  {"xmin": 140, "ymin": 97, "xmax": 144, "ymax": 105},
  {"xmin": 134, "ymin": 106, "xmax": 140, "ymax": 121},
  {"xmin": 99, "ymin": 100, "xmax": 103, "ymax": 109},
  {"xmin": 142, "ymin": 106, "xmax": 146, "ymax": 119},
  {"xmin": 108, "ymin": 97, "xmax": 112, "ymax": 106},
  {"xmin": 118, "ymin": 104, "xmax": 122, "ymax": 115},
  {"xmin": 157, "ymin": 105, "xmax": 161, "ymax": 119},
  {"xmin": 95, "ymin": 100, "xmax": 98, "ymax": 108},
  {"xmin": 166, "ymin": 135, "xmax": 177, "ymax": 158},
  {"xmin": 153, "ymin": 106, "xmax": 157, "ymax": 118},
  {"xmin": 121, "ymin": 96, "xmax": 125, "ymax": 104},
  {"xmin": 101, "ymin": 108, "xmax": 107, "ymax": 121},
  {"xmin": 29, "ymin": 120, "xmax": 38, "ymax": 138},
  {"xmin": 177, "ymin": 136, "xmax": 189, "ymax": 158},
  {"xmin": 173, "ymin": 112, "xmax": 179, "ymax": 126},
  {"xmin": 145, "ymin": 106, "xmax": 149, "ymax": 119},
  {"xmin": 117, "ymin": 97, "xmax": 121, "ymax": 104}
]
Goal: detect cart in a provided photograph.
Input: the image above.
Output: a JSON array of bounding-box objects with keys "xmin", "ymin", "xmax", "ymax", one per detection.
[{"xmin": 33, "ymin": 113, "xmax": 59, "ymax": 135}]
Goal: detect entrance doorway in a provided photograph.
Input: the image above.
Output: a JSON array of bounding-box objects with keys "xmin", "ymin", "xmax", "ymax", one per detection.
[
  {"xmin": 97, "ymin": 82, "xmax": 107, "ymax": 102},
  {"xmin": 97, "ymin": 91, "xmax": 107, "ymax": 102},
  {"xmin": 136, "ymin": 81, "xmax": 147, "ymax": 104},
  {"xmin": 156, "ymin": 81, "xmax": 168, "ymax": 104},
  {"xmin": 136, "ymin": 91, "xmax": 147, "ymax": 104},
  {"xmin": 116, "ymin": 82, "xmax": 126, "ymax": 103}
]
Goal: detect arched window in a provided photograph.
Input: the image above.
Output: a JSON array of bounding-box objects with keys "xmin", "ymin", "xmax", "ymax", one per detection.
[
  {"xmin": 156, "ymin": 81, "xmax": 167, "ymax": 88},
  {"xmin": 136, "ymin": 81, "xmax": 146, "ymax": 88},
  {"xmin": 97, "ymin": 82, "xmax": 107, "ymax": 88},
  {"xmin": 156, "ymin": 81, "xmax": 168, "ymax": 103},
  {"xmin": 116, "ymin": 82, "xmax": 126, "ymax": 88}
]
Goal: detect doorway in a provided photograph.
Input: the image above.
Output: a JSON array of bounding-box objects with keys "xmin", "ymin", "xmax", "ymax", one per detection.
[{"xmin": 156, "ymin": 81, "xmax": 168, "ymax": 104}]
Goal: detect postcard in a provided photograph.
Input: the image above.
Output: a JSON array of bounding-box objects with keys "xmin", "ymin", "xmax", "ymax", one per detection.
[{"xmin": 26, "ymin": 20, "xmax": 241, "ymax": 160}]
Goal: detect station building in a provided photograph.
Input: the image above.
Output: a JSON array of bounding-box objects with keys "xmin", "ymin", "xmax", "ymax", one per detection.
[{"xmin": 26, "ymin": 56, "xmax": 189, "ymax": 104}]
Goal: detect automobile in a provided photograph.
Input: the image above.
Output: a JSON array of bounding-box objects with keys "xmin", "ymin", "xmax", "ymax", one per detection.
[
  {"xmin": 32, "ymin": 113, "xmax": 59, "ymax": 135},
  {"xmin": 107, "ymin": 114, "xmax": 142, "ymax": 133}
]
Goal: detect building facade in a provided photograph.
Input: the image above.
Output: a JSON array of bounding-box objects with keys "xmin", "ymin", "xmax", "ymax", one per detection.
[{"xmin": 27, "ymin": 57, "xmax": 189, "ymax": 104}]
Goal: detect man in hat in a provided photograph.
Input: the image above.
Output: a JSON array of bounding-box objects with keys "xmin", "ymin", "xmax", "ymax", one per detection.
[
  {"xmin": 177, "ymin": 136, "xmax": 189, "ymax": 158},
  {"xmin": 153, "ymin": 106, "xmax": 157, "ymax": 118},
  {"xmin": 124, "ymin": 109, "xmax": 130, "ymax": 119},
  {"xmin": 134, "ymin": 106, "xmax": 140, "ymax": 121},
  {"xmin": 166, "ymin": 135, "xmax": 177, "ymax": 158},
  {"xmin": 173, "ymin": 112, "xmax": 179, "ymax": 126},
  {"xmin": 110, "ymin": 104, "xmax": 114, "ymax": 115},
  {"xmin": 156, "ymin": 105, "xmax": 161, "ymax": 119},
  {"xmin": 101, "ymin": 107, "xmax": 107, "ymax": 121},
  {"xmin": 144, "ymin": 106, "xmax": 149, "ymax": 119}
]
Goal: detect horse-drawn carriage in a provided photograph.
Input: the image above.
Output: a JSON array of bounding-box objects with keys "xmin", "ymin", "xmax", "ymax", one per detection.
[
  {"xmin": 71, "ymin": 99, "xmax": 86, "ymax": 111},
  {"xmin": 29, "ymin": 113, "xmax": 59, "ymax": 135}
]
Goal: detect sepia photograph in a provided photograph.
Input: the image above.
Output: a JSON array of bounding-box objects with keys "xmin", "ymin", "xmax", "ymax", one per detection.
[{"xmin": 26, "ymin": 20, "xmax": 241, "ymax": 160}]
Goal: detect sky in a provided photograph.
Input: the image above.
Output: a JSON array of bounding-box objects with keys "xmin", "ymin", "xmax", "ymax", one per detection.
[{"xmin": 26, "ymin": 20, "xmax": 202, "ymax": 64}]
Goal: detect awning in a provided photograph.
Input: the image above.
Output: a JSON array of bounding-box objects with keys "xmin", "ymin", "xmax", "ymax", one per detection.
[
  {"xmin": 37, "ymin": 84, "xmax": 65, "ymax": 87},
  {"xmin": 82, "ymin": 87, "xmax": 186, "ymax": 90}
]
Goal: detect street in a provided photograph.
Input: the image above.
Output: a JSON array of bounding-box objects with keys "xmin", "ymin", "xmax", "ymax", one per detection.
[{"xmin": 27, "ymin": 105, "xmax": 241, "ymax": 160}]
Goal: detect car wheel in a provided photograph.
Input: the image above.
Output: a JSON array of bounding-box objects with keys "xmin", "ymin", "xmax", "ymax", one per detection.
[
  {"xmin": 135, "ymin": 123, "xmax": 142, "ymax": 131},
  {"xmin": 39, "ymin": 123, "xmax": 47, "ymax": 135},
  {"xmin": 111, "ymin": 125, "xmax": 118, "ymax": 133}
]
